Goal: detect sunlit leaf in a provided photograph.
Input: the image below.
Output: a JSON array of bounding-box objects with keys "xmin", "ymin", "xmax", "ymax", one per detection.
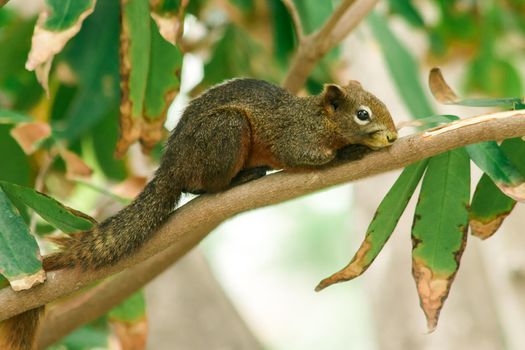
[
  {"xmin": 0, "ymin": 187, "xmax": 44, "ymax": 291},
  {"xmin": 411, "ymin": 149, "xmax": 470, "ymax": 331},
  {"xmin": 0, "ymin": 181, "xmax": 95, "ymax": 233},
  {"xmin": 316, "ymin": 160, "xmax": 428, "ymax": 291},
  {"xmin": 25, "ymin": 0, "xmax": 96, "ymax": 92}
]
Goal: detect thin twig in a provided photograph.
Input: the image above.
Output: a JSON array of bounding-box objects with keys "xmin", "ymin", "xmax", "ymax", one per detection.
[
  {"xmin": 2, "ymin": 111, "xmax": 525, "ymax": 324},
  {"xmin": 282, "ymin": 0, "xmax": 379, "ymax": 94},
  {"xmin": 281, "ymin": 0, "xmax": 304, "ymax": 42}
]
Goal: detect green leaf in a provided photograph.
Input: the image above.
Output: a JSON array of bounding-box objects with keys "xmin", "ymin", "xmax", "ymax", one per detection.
[
  {"xmin": 388, "ymin": 0, "xmax": 425, "ymax": 27},
  {"xmin": 0, "ymin": 187, "xmax": 43, "ymax": 289},
  {"xmin": 368, "ymin": 11, "xmax": 433, "ymax": 118},
  {"xmin": 91, "ymin": 107, "xmax": 127, "ymax": 181},
  {"xmin": 0, "ymin": 109, "xmax": 32, "ymax": 124},
  {"xmin": 109, "ymin": 290, "xmax": 146, "ymax": 323},
  {"xmin": 0, "ymin": 15, "xmax": 42, "ymax": 110},
  {"xmin": 43, "ymin": 0, "xmax": 94, "ymax": 31},
  {"xmin": 0, "ymin": 181, "xmax": 95, "ymax": 233},
  {"xmin": 267, "ymin": 0, "xmax": 297, "ymax": 66},
  {"xmin": 469, "ymin": 137, "xmax": 525, "ymax": 238},
  {"xmin": 0, "ymin": 125, "xmax": 31, "ymax": 187},
  {"xmin": 411, "ymin": 149, "xmax": 470, "ymax": 331},
  {"xmin": 144, "ymin": 19, "xmax": 183, "ymax": 120},
  {"xmin": 203, "ymin": 24, "xmax": 268, "ymax": 85},
  {"xmin": 53, "ymin": 0, "xmax": 120, "ymax": 141},
  {"xmin": 316, "ymin": 160, "xmax": 428, "ymax": 291},
  {"xmin": 466, "ymin": 141, "xmax": 525, "ymax": 201},
  {"xmin": 117, "ymin": 2, "xmax": 183, "ymax": 155},
  {"xmin": 48, "ymin": 317, "xmax": 109, "ymax": 350}
]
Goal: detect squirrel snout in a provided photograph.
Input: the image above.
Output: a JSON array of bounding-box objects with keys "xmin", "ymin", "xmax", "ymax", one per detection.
[{"xmin": 386, "ymin": 130, "xmax": 398, "ymax": 144}]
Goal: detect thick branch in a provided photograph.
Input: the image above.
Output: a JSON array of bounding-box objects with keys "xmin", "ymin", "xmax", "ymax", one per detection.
[
  {"xmin": 1, "ymin": 111, "xmax": 525, "ymax": 324},
  {"xmin": 282, "ymin": 0, "xmax": 378, "ymax": 93}
]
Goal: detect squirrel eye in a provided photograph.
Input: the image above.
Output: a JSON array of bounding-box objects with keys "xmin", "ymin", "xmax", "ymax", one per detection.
[
  {"xmin": 357, "ymin": 109, "xmax": 370, "ymax": 121},
  {"xmin": 354, "ymin": 106, "xmax": 372, "ymax": 125}
]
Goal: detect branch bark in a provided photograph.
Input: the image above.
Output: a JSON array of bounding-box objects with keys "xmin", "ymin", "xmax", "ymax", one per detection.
[
  {"xmin": 1, "ymin": 111, "xmax": 525, "ymax": 325},
  {"xmin": 282, "ymin": 0, "xmax": 378, "ymax": 93}
]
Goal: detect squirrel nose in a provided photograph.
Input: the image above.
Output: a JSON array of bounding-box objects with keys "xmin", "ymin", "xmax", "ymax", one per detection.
[{"xmin": 386, "ymin": 131, "xmax": 398, "ymax": 144}]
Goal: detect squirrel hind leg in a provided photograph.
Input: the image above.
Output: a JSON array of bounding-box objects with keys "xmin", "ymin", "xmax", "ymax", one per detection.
[
  {"xmin": 229, "ymin": 167, "xmax": 268, "ymax": 187},
  {"xmin": 181, "ymin": 108, "xmax": 252, "ymax": 193}
]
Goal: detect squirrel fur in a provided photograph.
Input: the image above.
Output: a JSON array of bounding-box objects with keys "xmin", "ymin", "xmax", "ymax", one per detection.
[{"xmin": 2, "ymin": 78, "xmax": 397, "ymax": 348}]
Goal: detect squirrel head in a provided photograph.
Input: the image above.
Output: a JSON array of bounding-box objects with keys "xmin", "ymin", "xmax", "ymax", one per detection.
[{"xmin": 321, "ymin": 81, "xmax": 398, "ymax": 149}]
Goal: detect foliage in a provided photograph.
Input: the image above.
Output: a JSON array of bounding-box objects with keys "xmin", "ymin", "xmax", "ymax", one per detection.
[{"xmin": 0, "ymin": 0, "xmax": 523, "ymax": 346}]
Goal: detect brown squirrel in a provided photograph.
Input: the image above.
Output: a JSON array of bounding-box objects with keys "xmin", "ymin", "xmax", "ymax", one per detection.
[{"xmin": 1, "ymin": 78, "xmax": 397, "ymax": 349}]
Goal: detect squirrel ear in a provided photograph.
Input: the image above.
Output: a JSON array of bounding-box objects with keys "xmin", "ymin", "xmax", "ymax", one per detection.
[
  {"xmin": 347, "ymin": 80, "xmax": 362, "ymax": 88},
  {"xmin": 322, "ymin": 84, "xmax": 344, "ymax": 113}
]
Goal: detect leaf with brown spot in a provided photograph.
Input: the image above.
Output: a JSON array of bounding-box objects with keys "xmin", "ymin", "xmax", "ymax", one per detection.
[
  {"xmin": 25, "ymin": 0, "xmax": 96, "ymax": 93},
  {"xmin": 316, "ymin": 160, "xmax": 428, "ymax": 291},
  {"xmin": 150, "ymin": 0, "xmax": 189, "ymax": 46},
  {"xmin": 411, "ymin": 149, "xmax": 470, "ymax": 331},
  {"xmin": 429, "ymin": 67, "xmax": 524, "ymax": 107},
  {"xmin": 9, "ymin": 122, "xmax": 51, "ymax": 154},
  {"xmin": 469, "ymin": 137, "xmax": 525, "ymax": 238},
  {"xmin": 117, "ymin": 0, "xmax": 183, "ymax": 158},
  {"xmin": 0, "ymin": 187, "xmax": 44, "ymax": 291}
]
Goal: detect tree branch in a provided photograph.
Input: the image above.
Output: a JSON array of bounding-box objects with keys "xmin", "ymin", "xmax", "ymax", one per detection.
[
  {"xmin": 281, "ymin": 0, "xmax": 304, "ymax": 43},
  {"xmin": 282, "ymin": 0, "xmax": 378, "ymax": 93},
  {"xmin": 1, "ymin": 111, "xmax": 525, "ymax": 325}
]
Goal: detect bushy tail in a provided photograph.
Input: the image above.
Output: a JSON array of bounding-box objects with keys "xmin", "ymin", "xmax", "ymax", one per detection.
[
  {"xmin": 44, "ymin": 170, "xmax": 182, "ymax": 270},
  {"xmin": 0, "ymin": 307, "xmax": 44, "ymax": 350}
]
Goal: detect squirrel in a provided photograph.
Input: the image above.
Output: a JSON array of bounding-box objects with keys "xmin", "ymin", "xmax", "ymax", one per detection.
[{"xmin": 1, "ymin": 78, "xmax": 397, "ymax": 349}]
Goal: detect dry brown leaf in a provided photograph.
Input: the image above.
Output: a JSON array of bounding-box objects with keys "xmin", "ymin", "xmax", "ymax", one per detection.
[
  {"xmin": 25, "ymin": 0, "xmax": 96, "ymax": 93},
  {"xmin": 10, "ymin": 269, "xmax": 46, "ymax": 292},
  {"xmin": 9, "ymin": 122, "xmax": 52, "ymax": 154},
  {"xmin": 428, "ymin": 67, "xmax": 460, "ymax": 104},
  {"xmin": 58, "ymin": 149, "xmax": 93, "ymax": 179}
]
